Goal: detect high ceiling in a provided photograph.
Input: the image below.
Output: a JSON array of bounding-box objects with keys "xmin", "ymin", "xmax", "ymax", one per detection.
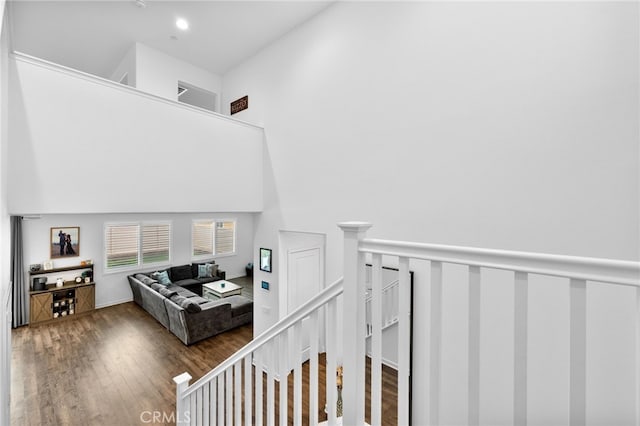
[{"xmin": 8, "ymin": 0, "xmax": 333, "ymax": 78}]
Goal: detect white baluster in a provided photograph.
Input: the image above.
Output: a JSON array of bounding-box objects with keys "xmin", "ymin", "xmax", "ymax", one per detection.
[
  {"xmin": 393, "ymin": 283, "xmax": 399, "ymax": 324},
  {"xmin": 218, "ymin": 372, "xmax": 224, "ymax": 425},
  {"xmin": 468, "ymin": 265, "xmax": 481, "ymax": 426},
  {"xmin": 245, "ymin": 354, "xmax": 253, "ymax": 426},
  {"xmin": 570, "ymin": 279, "xmax": 586, "ymax": 426},
  {"xmin": 371, "ymin": 253, "xmax": 383, "ymax": 426},
  {"xmin": 338, "ymin": 222, "xmax": 371, "ymax": 426},
  {"xmin": 429, "ymin": 261, "xmax": 442, "ymax": 425},
  {"xmin": 398, "ymin": 257, "xmax": 411, "ymax": 426},
  {"xmin": 294, "ymin": 321, "xmax": 303, "ymax": 425},
  {"xmin": 173, "ymin": 372, "xmax": 192, "ymax": 426},
  {"xmin": 196, "ymin": 387, "xmax": 203, "ymax": 426},
  {"xmin": 326, "ymin": 297, "xmax": 338, "ymax": 425},
  {"xmin": 235, "ymin": 361, "xmax": 242, "ymax": 426},
  {"xmin": 203, "ymin": 380, "xmax": 210, "ymax": 426},
  {"xmin": 267, "ymin": 338, "xmax": 276, "ymax": 426},
  {"xmin": 226, "ymin": 369, "xmax": 233, "ymax": 425},
  {"xmin": 256, "ymin": 349, "xmax": 263, "ymax": 426},
  {"xmin": 309, "ymin": 310, "xmax": 319, "ymax": 426},
  {"xmin": 514, "ymin": 271, "xmax": 528, "ymax": 426},
  {"xmin": 279, "ymin": 331, "xmax": 288, "ymax": 426},
  {"xmin": 190, "ymin": 390, "xmax": 197, "ymax": 426},
  {"xmin": 210, "ymin": 379, "xmax": 217, "ymax": 426}
]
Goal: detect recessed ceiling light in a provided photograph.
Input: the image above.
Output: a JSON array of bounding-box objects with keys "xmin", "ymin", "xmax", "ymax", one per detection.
[{"xmin": 176, "ymin": 18, "xmax": 189, "ymax": 31}]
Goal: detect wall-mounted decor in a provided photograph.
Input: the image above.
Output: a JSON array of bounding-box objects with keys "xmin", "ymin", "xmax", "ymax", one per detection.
[
  {"xmin": 261, "ymin": 281, "xmax": 270, "ymax": 291},
  {"xmin": 50, "ymin": 227, "xmax": 80, "ymax": 259},
  {"xmin": 260, "ymin": 248, "xmax": 272, "ymax": 273},
  {"xmin": 230, "ymin": 95, "xmax": 248, "ymax": 115}
]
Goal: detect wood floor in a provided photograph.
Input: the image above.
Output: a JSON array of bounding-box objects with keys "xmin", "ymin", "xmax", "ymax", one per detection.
[
  {"xmin": 11, "ymin": 301, "xmax": 397, "ymax": 425},
  {"xmin": 12, "ymin": 302, "xmax": 252, "ymax": 425}
]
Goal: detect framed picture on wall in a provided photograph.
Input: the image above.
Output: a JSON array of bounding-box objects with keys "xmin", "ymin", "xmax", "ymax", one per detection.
[
  {"xmin": 260, "ymin": 248, "xmax": 272, "ymax": 273},
  {"xmin": 50, "ymin": 227, "xmax": 80, "ymax": 259}
]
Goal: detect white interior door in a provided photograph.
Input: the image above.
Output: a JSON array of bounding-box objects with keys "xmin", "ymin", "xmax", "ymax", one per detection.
[{"xmin": 287, "ymin": 246, "xmax": 321, "ymax": 360}]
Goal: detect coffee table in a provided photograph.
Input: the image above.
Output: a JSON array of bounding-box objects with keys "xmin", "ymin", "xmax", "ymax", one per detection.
[{"xmin": 202, "ymin": 280, "xmax": 242, "ymax": 300}]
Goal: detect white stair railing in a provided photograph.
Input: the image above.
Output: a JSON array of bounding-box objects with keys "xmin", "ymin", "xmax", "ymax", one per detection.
[
  {"xmin": 176, "ymin": 221, "xmax": 640, "ymax": 425},
  {"xmin": 174, "ymin": 278, "xmax": 344, "ymax": 426},
  {"xmin": 346, "ymin": 223, "xmax": 640, "ymax": 426}
]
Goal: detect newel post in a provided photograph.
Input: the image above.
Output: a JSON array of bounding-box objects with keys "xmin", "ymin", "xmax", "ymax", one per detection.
[
  {"xmin": 173, "ymin": 372, "xmax": 192, "ymax": 425},
  {"xmin": 338, "ymin": 221, "xmax": 372, "ymax": 425}
]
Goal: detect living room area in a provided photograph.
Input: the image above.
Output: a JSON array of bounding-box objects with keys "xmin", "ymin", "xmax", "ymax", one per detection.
[{"xmin": 10, "ymin": 213, "xmax": 257, "ymax": 424}]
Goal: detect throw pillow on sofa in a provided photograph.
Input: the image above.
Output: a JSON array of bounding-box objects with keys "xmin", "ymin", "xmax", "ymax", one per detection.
[
  {"xmin": 152, "ymin": 271, "xmax": 172, "ymax": 285},
  {"xmin": 158, "ymin": 286, "xmax": 178, "ymax": 298},
  {"xmin": 150, "ymin": 283, "xmax": 177, "ymax": 298},
  {"xmin": 198, "ymin": 264, "xmax": 213, "ymax": 278},
  {"xmin": 209, "ymin": 263, "xmax": 219, "ymax": 277},
  {"xmin": 135, "ymin": 274, "xmax": 157, "ymax": 286},
  {"xmin": 171, "ymin": 265, "xmax": 193, "ymax": 281},
  {"xmin": 170, "ymin": 294, "xmax": 202, "ymax": 313}
]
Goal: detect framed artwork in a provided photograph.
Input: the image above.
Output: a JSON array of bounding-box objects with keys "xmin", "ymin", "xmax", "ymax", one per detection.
[
  {"xmin": 50, "ymin": 227, "xmax": 80, "ymax": 259},
  {"xmin": 260, "ymin": 248, "xmax": 272, "ymax": 273}
]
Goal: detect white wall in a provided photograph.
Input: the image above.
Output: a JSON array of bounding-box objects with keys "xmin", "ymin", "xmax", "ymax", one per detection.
[
  {"xmin": 8, "ymin": 53, "xmax": 264, "ymax": 214},
  {"xmin": 21, "ymin": 212, "xmax": 254, "ymax": 309},
  {"xmin": 135, "ymin": 43, "xmax": 221, "ymax": 112},
  {"xmin": 222, "ymin": 2, "xmax": 639, "ymax": 424}
]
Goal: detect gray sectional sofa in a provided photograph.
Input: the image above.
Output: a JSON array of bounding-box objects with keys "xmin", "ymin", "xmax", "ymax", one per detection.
[{"xmin": 127, "ymin": 262, "xmax": 252, "ymax": 345}]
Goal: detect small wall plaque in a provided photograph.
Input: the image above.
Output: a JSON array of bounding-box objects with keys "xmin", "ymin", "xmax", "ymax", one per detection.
[
  {"xmin": 230, "ymin": 95, "xmax": 248, "ymax": 115},
  {"xmin": 261, "ymin": 281, "xmax": 269, "ymax": 291}
]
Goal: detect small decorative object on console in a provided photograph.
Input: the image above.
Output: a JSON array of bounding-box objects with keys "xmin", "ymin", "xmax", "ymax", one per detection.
[
  {"xmin": 75, "ymin": 277, "xmax": 82, "ymax": 283},
  {"xmin": 56, "ymin": 278, "xmax": 64, "ymax": 288},
  {"xmin": 43, "ymin": 261, "xmax": 53, "ymax": 270},
  {"xmin": 29, "ymin": 264, "xmax": 42, "ymax": 273}
]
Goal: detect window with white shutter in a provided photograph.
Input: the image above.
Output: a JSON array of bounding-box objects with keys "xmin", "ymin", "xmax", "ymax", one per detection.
[
  {"xmin": 142, "ymin": 222, "xmax": 171, "ymax": 265},
  {"xmin": 105, "ymin": 221, "xmax": 172, "ymax": 272},
  {"xmin": 215, "ymin": 221, "xmax": 235, "ymax": 255},
  {"xmin": 192, "ymin": 219, "xmax": 236, "ymax": 260},
  {"xmin": 192, "ymin": 220, "xmax": 215, "ymax": 259},
  {"xmin": 105, "ymin": 223, "xmax": 140, "ymax": 270}
]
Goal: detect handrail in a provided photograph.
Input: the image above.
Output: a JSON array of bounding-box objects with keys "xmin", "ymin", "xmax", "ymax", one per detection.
[
  {"xmin": 361, "ymin": 238, "xmax": 640, "ymax": 287},
  {"xmin": 182, "ymin": 277, "xmax": 344, "ymax": 397}
]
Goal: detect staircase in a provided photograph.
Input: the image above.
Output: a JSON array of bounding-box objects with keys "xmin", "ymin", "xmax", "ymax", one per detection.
[{"xmin": 175, "ymin": 222, "xmax": 640, "ymax": 425}]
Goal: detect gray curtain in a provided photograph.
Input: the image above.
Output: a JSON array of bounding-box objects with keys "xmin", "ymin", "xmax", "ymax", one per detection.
[{"xmin": 11, "ymin": 216, "xmax": 27, "ymax": 328}]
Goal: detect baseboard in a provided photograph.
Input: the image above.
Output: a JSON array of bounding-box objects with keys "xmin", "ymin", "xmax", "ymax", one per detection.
[{"xmin": 96, "ymin": 297, "xmax": 133, "ymax": 310}]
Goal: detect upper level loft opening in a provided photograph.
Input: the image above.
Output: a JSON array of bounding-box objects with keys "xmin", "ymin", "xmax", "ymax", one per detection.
[{"xmin": 7, "ymin": 0, "xmax": 334, "ymax": 114}]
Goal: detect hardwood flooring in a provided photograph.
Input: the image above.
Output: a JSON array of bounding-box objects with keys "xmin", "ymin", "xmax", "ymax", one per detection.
[
  {"xmin": 11, "ymin": 301, "xmax": 398, "ymax": 426},
  {"xmin": 12, "ymin": 302, "xmax": 253, "ymax": 426}
]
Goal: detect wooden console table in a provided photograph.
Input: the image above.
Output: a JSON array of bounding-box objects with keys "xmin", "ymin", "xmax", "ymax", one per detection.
[{"xmin": 29, "ymin": 264, "xmax": 95, "ymax": 326}]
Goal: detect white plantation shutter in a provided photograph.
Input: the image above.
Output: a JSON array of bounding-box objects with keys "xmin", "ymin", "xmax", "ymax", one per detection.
[
  {"xmin": 105, "ymin": 221, "xmax": 172, "ymax": 272},
  {"xmin": 193, "ymin": 220, "xmax": 215, "ymax": 258},
  {"xmin": 105, "ymin": 224, "xmax": 139, "ymax": 269},
  {"xmin": 142, "ymin": 223, "xmax": 171, "ymax": 265},
  {"xmin": 215, "ymin": 221, "xmax": 235, "ymax": 255}
]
